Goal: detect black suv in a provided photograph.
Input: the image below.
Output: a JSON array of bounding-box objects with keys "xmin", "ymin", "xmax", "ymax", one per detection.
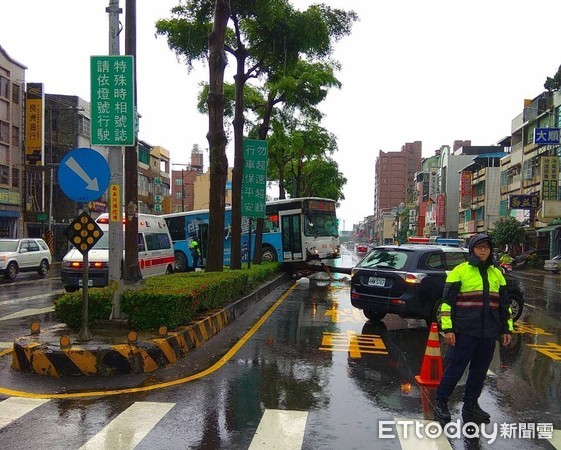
[{"xmin": 350, "ymin": 244, "xmax": 524, "ymax": 324}]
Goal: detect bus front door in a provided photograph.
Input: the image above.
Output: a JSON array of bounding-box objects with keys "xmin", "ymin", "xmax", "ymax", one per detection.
[
  {"xmin": 198, "ymin": 222, "xmax": 209, "ymax": 267},
  {"xmin": 280, "ymin": 212, "xmax": 304, "ymax": 262}
]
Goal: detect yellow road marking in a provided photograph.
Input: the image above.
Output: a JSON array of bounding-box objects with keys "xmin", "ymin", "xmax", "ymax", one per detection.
[{"xmin": 0, "ymin": 283, "xmax": 297, "ymax": 399}]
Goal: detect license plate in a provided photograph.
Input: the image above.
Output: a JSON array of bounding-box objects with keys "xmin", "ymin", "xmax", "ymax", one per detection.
[
  {"xmin": 368, "ymin": 277, "xmax": 385, "ymax": 287},
  {"xmin": 78, "ymin": 279, "xmax": 94, "ymax": 287}
]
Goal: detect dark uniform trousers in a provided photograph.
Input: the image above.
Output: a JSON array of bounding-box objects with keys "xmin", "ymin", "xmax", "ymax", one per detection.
[{"xmin": 436, "ymin": 333, "xmax": 496, "ymax": 403}]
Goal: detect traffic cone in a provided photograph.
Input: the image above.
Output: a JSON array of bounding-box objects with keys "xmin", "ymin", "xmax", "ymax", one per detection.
[{"xmin": 415, "ymin": 322, "xmax": 443, "ymax": 387}]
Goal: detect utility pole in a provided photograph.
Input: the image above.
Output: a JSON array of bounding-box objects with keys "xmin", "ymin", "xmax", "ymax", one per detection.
[
  {"xmin": 106, "ymin": 0, "xmax": 124, "ymax": 318},
  {"xmin": 124, "ymin": 0, "xmax": 141, "ymax": 282}
]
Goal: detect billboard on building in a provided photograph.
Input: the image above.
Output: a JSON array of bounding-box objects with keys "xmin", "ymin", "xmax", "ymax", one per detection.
[
  {"xmin": 436, "ymin": 194, "xmax": 446, "ymax": 227},
  {"xmin": 540, "ymin": 156, "xmax": 559, "ymax": 201},
  {"xmin": 25, "ymin": 83, "xmax": 44, "ymax": 166},
  {"xmin": 460, "ymin": 171, "xmax": 471, "ymax": 208}
]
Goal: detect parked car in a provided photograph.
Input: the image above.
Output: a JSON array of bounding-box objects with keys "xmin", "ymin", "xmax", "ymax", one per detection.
[
  {"xmin": 350, "ymin": 243, "xmax": 525, "ymax": 325},
  {"xmin": 544, "ymin": 254, "xmax": 561, "ymax": 273},
  {"xmin": 0, "ymin": 238, "xmax": 52, "ymax": 281}
]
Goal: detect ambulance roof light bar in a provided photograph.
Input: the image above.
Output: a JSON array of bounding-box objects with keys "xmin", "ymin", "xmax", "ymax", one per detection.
[{"xmin": 407, "ymin": 236, "xmax": 465, "ymax": 247}]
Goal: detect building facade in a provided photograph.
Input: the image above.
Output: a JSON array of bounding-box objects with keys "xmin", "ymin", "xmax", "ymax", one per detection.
[{"xmin": 0, "ymin": 45, "xmax": 26, "ymax": 238}]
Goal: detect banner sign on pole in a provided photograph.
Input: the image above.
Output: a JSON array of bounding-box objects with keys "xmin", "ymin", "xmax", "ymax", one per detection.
[{"xmin": 241, "ymin": 139, "xmax": 268, "ymax": 218}]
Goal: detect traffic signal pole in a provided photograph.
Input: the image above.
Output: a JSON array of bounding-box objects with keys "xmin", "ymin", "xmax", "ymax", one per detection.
[{"xmin": 106, "ymin": 0, "xmax": 124, "ymax": 319}]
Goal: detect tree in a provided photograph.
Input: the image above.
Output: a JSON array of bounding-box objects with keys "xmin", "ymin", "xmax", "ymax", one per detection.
[
  {"xmin": 544, "ymin": 64, "xmax": 561, "ymax": 92},
  {"xmin": 492, "ymin": 217, "xmax": 525, "ymax": 251},
  {"xmin": 205, "ymin": 0, "xmax": 230, "ymax": 271},
  {"xmin": 157, "ymin": 0, "xmax": 357, "ymax": 268}
]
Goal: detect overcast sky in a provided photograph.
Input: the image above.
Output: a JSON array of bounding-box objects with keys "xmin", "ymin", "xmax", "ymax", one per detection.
[{"xmin": 2, "ymin": 1, "xmax": 561, "ymax": 231}]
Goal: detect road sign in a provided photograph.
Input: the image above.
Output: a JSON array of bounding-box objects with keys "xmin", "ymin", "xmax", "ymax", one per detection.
[
  {"xmin": 58, "ymin": 148, "xmax": 110, "ymax": 203},
  {"xmin": 63, "ymin": 212, "xmax": 104, "ymax": 255},
  {"xmin": 241, "ymin": 139, "xmax": 268, "ymax": 218},
  {"xmin": 533, "ymin": 128, "xmax": 561, "ymax": 145},
  {"xmin": 90, "ymin": 55, "xmax": 135, "ymax": 146}
]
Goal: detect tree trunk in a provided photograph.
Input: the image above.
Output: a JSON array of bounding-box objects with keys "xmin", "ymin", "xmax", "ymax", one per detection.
[
  {"xmin": 230, "ymin": 44, "xmax": 247, "ymax": 270},
  {"xmin": 206, "ymin": 0, "xmax": 230, "ymax": 272}
]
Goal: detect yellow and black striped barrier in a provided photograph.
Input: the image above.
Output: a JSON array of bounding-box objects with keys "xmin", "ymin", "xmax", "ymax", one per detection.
[{"xmin": 9, "ymin": 272, "xmax": 288, "ymax": 377}]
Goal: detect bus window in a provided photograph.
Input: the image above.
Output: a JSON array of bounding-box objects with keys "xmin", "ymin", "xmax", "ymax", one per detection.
[{"xmin": 166, "ymin": 216, "xmax": 187, "ymax": 241}]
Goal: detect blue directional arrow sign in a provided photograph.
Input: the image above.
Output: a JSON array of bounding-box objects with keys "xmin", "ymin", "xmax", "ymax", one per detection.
[{"xmin": 58, "ymin": 148, "xmax": 110, "ymax": 203}]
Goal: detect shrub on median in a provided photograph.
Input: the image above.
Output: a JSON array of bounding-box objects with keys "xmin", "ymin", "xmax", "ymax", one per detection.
[
  {"xmin": 54, "ymin": 262, "xmax": 282, "ymax": 331},
  {"xmin": 54, "ymin": 287, "xmax": 114, "ymax": 329}
]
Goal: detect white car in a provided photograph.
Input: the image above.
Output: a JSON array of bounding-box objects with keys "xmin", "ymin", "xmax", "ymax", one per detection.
[
  {"xmin": 544, "ymin": 254, "xmax": 561, "ymax": 273},
  {"xmin": 0, "ymin": 238, "xmax": 52, "ymax": 281}
]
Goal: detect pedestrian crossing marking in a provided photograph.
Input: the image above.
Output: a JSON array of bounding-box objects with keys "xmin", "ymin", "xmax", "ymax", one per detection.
[
  {"xmin": 248, "ymin": 409, "xmax": 308, "ymax": 449},
  {"xmin": 78, "ymin": 401, "xmax": 175, "ymax": 450},
  {"xmin": 394, "ymin": 417, "xmax": 453, "ymax": 450},
  {"xmin": 0, "ymin": 306, "xmax": 55, "ymax": 321},
  {"xmin": 0, "ymin": 397, "xmax": 50, "ymax": 429},
  {"xmin": 550, "ymin": 429, "xmax": 561, "ymax": 450}
]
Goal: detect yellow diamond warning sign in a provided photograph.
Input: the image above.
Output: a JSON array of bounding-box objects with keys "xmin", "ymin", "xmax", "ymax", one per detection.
[{"xmin": 63, "ymin": 211, "xmax": 103, "ymax": 255}]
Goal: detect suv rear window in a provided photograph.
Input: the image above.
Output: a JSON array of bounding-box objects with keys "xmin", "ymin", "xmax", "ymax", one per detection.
[{"xmin": 356, "ymin": 249, "xmax": 409, "ymax": 270}]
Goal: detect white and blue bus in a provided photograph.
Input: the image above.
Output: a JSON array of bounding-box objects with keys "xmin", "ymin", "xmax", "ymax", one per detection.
[{"xmin": 163, "ymin": 197, "xmax": 341, "ymax": 271}]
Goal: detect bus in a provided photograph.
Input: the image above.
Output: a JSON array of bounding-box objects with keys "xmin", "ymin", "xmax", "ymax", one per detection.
[{"xmin": 163, "ymin": 197, "xmax": 341, "ymax": 271}]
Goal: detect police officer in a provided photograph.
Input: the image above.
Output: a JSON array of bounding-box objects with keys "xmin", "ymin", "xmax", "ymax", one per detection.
[
  {"xmin": 434, "ymin": 233, "xmax": 513, "ymax": 423},
  {"xmin": 189, "ymin": 237, "xmax": 201, "ymax": 270}
]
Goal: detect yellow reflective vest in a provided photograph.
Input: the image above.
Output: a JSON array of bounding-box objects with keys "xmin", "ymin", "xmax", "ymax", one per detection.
[{"xmin": 439, "ymin": 261, "xmax": 513, "ymax": 337}]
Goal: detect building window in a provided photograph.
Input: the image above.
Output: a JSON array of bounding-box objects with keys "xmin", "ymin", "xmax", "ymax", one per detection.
[
  {"xmin": 12, "ymin": 83, "xmax": 20, "ymax": 104},
  {"xmin": 0, "ymin": 165, "xmax": 8, "ymax": 184},
  {"xmin": 11, "ymin": 125, "xmax": 19, "ymax": 146},
  {"xmin": 175, "ymin": 192, "xmax": 182, "ymax": 199},
  {"xmin": 175, "ymin": 178, "xmax": 182, "ymax": 185},
  {"xmin": 0, "ymin": 121, "xmax": 8, "ymax": 143},
  {"xmin": 0, "ymin": 76, "xmax": 9, "ymax": 99},
  {"xmin": 12, "ymin": 167, "xmax": 19, "ymax": 188},
  {"xmin": 78, "ymin": 115, "xmax": 90, "ymax": 137}
]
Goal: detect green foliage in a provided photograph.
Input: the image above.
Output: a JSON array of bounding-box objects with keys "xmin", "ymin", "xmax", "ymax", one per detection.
[
  {"xmin": 55, "ymin": 263, "xmax": 282, "ymax": 331},
  {"xmin": 492, "ymin": 217, "xmax": 525, "ymax": 249},
  {"xmin": 526, "ymin": 253, "xmax": 544, "ymax": 270},
  {"xmin": 544, "ymin": 64, "xmax": 561, "ymax": 92},
  {"xmin": 54, "ymin": 288, "xmax": 113, "ymax": 329}
]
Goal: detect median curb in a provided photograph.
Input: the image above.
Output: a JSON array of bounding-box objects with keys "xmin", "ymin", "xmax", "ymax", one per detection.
[{"xmin": 11, "ymin": 272, "xmax": 290, "ymax": 377}]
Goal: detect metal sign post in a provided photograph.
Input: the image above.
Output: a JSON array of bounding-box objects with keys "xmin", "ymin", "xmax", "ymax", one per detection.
[{"xmin": 63, "ymin": 212, "xmax": 104, "ymax": 341}]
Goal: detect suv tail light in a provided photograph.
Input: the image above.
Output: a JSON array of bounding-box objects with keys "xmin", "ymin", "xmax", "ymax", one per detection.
[{"xmin": 403, "ymin": 272, "xmax": 427, "ymax": 284}]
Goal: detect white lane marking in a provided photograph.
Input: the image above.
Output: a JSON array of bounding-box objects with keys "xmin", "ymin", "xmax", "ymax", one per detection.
[
  {"xmin": 394, "ymin": 417, "xmax": 453, "ymax": 450},
  {"xmin": 0, "ymin": 306, "xmax": 55, "ymax": 321},
  {"xmin": 79, "ymin": 401, "xmax": 174, "ymax": 450},
  {"xmin": 550, "ymin": 429, "xmax": 561, "ymax": 450},
  {"xmin": 249, "ymin": 409, "xmax": 308, "ymax": 449},
  {"xmin": 0, "ymin": 397, "xmax": 50, "ymax": 429},
  {"xmin": 0, "ymin": 342, "xmax": 12, "ymax": 349},
  {"xmin": 0, "ymin": 292, "xmax": 62, "ymax": 306}
]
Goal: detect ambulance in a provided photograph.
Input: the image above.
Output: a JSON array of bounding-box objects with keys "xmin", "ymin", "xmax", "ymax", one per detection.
[{"xmin": 61, "ymin": 213, "xmax": 175, "ymax": 292}]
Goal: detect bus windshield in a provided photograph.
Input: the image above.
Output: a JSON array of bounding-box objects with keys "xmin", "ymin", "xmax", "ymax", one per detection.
[{"xmin": 304, "ymin": 210, "xmax": 339, "ymax": 237}]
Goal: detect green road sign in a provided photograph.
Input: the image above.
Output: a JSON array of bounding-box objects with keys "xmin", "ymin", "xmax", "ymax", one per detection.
[
  {"xmin": 90, "ymin": 55, "xmax": 135, "ymax": 146},
  {"xmin": 241, "ymin": 139, "xmax": 268, "ymax": 218}
]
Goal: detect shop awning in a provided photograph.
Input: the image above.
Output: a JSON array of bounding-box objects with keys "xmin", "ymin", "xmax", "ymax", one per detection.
[
  {"xmin": 0, "ymin": 210, "xmax": 20, "ymax": 218},
  {"xmin": 536, "ymin": 224, "xmax": 561, "ymax": 234}
]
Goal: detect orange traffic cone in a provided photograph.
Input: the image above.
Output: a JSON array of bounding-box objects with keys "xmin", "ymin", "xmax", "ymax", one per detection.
[{"xmin": 415, "ymin": 322, "xmax": 443, "ymax": 387}]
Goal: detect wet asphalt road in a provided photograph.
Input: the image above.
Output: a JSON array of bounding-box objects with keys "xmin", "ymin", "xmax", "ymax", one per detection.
[{"xmin": 0, "ymin": 252, "xmax": 560, "ymax": 449}]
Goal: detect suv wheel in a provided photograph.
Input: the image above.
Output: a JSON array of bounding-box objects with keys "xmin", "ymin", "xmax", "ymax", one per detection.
[
  {"xmin": 363, "ymin": 310, "xmax": 386, "ymax": 322},
  {"xmin": 37, "ymin": 260, "xmax": 49, "ymax": 277},
  {"xmin": 509, "ymin": 293, "xmax": 523, "ymax": 322},
  {"xmin": 6, "ymin": 261, "xmax": 18, "ymax": 281}
]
